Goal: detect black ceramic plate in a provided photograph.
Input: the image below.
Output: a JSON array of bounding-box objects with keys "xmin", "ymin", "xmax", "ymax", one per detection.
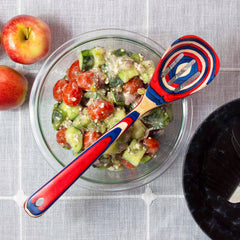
[{"xmin": 183, "ymin": 99, "xmax": 240, "ymax": 240}]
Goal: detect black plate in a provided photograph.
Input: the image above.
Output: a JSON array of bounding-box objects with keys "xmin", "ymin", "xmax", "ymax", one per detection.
[{"xmin": 183, "ymin": 99, "xmax": 240, "ymax": 240}]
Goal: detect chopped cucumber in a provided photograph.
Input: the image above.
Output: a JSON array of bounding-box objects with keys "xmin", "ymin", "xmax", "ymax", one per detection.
[
  {"xmin": 104, "ymin": 141, "xmax": 120, "ymax": 155},
  {"xmin": 104, "ymin": 139, "xmax": 128, "ymax": 156},
  {"xmin": 131, "ymin": 53, "xmax": 144, "ymax": 63},
  {"xmin": 72, "ymin": 108, "xmax": 107, "ymax": 133},
  {"xmin": 84, "ymin": 89, "xmax": 107, "ymax": 99},
  {"xmin": 79, "ymin": 47, "xmax": 105, "ymax": 71},
  {"xmin": 79, "ymin": 49, "xmax": 94, "ymax": 71},
  {"xmin": 110, "ymin": 89, "xmax": 125, "ymax": 106},
  {"xmin": 140, "ymin": 155, "xmax": 152, "ymax": 164},
  {"xmin": 65, "ymin": 126, "xmax": 83, "ymax": 154},
  {"xmin": 105, "ymin": 107, "xmax": 126, "ymax": 129},
  {"xmin": 52, "ymin": 107, "xmax": 66, "ymax": 130},
  {"xmin": 140, "ymin": 60, "xmax": 155, "ymax": 84},
  {"xmin": 101, "ymin": 63, "xmax": 108, "ymax": 73},
  {"xmin": 72, "ymin": 109, "xmax": 91, "ymax": 129},
  {"xmin": 93, "ymin": 156, "xmax": 112, "ymax": 169},
  {"xmin": 140, "ymin": 72, "xmax": 154, "ymax": 84},
  {"xmin": 87, "ymin": 121, "xmax": 107, "ymax": 134},
  {"xmin": 84, "ymin": 91, "xmax": 98, "ymax": 99},
  {"xmin": 122, "ymin": 139, "xmax": 146, "ymax": 167},
  {"xmin": 118, "ymin": 128, "xmax": 132, "ymax": 143},
  {"xmin": 118, "ymin": 67, "xmax": 139, "ymax": 83},
  {"xmin": 142, "ymin": 60, "xmax": 155, "ymax": 69},
  {"xmin": 59, "ymin": 102, "xmax": 80, "ymax": 120},
  {"xmin": 142, "ymin": 106, "xmax": 172, "ymax": 130},
  {"xmin": 109, "ymin": 77, "xmax": 124, "ymax": 88},
  {"xmin": 131, "ymin": 119, "xmax": 147, "ymax": 139},
  {"xmin": 91, "ymin": 47, "xmax": 106, "ymax": 68},
  {"xmin": 112, "ymin": 48, "xmax": 130, "ymax": 57}
]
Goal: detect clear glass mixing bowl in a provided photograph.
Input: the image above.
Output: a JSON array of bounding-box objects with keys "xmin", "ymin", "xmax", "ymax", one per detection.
[{"xmin": 29, "ymin": 29, "xmax": 192, "ymax": 191}]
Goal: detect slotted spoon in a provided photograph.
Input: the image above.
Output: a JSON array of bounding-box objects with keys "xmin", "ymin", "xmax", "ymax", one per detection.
[{"xmin": 24, "ymin": 35, "xmax": 220, "ymax": 217}]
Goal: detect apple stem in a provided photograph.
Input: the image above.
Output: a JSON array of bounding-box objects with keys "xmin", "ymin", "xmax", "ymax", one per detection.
[{"xmin": 25, "ymin": 27, "xmax": 31, "ymax": 40}]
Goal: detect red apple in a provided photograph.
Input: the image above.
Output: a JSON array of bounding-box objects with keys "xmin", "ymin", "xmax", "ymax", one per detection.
[
  {"xmin": 2, "ymin": 15, "xmax": 51, "ymax": 64},
  {"xmin": 0, "ymin": 65, "xmax": 28, "ymax": 110}
]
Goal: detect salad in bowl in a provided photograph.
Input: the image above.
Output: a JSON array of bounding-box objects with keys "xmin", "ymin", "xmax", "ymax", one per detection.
[
  {"xmin": 30, "ymin": 29, "xmax": 191, "ymax": 191},
  {"xmin": 51, "ymin": 46, "xmax": 173, "ymax": 171}
]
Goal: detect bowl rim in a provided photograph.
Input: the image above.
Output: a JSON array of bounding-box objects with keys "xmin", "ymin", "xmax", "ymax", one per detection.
[{"xmin": 29, "ymin": 28, "xmax": 193, "ymax": 191}]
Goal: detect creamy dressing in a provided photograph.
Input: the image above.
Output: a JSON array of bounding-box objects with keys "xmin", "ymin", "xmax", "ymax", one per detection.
[{"xmin": 105, "ymin": 50, "xmax": 135, "ymax": 77}]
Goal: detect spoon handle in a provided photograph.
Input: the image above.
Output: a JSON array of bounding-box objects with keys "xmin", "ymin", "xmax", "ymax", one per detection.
[{"xmin": 24, "ymin": 95, "xmax": 157, "ymax": 217}]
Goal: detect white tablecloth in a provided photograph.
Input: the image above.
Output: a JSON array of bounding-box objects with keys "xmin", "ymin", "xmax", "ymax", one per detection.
[{"xmin": 1, "ymin": 0, "xmax": 239, "ymax": 239}]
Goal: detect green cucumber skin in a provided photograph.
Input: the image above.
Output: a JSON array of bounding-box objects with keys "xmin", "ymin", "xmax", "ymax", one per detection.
[
  {"xmin": 118, "ymin": 67, "xmax": 139, "ymax": 83},
  {"xmin": 122, "ymin": 139, "xmax": 146, "ymax": 167},
  {"xmin": 140, "ymin": 155, "xmax": 152, "ymax": 164},
  {"xmin": 59, "ymin": 102, "xmax": 80, "ymax": 120},
  {"xmin": 79, "ymin": 50, "xmax": 94, "ymax": 71},
  {"xmin": 65, "ymin": 126, "xmax": 83, "ymax": 154},
  {"xmin": 112, "ymin": 48, "xmax": 131, "ymax": 57},
  {"xmin": 105, "ymin": 108, "xmax": 126, "ymax": 129},
  {"xmin": 52, "ymin": 108, "xmax": 66, "ymax": 130},
  {"xmin": 131, "ymin": 119, "xmax": 147, "ymax": 139},
  {"xmin": 79, "ymin": 47, "xmax": 105, "ymax": 71},
  {"xmin": 72, "ymin": 113, "xmax": 91, "ymax": 129},
  {"xmin": 130, "ymin": 53, "xmax": 144, "ymax": 63},
  {"xmin": 109, "ymin": 77, "xmax": 124, "ymax": 88},
  {"xmin": 110, "ymin": 90, "xmax": 125, "ymax": 106}
]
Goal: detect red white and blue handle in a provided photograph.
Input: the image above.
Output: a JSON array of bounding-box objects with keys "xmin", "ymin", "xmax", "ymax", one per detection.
[
  {"xmin": 24, "ymin": 101, "xmax": 152, "ymax": 217},
  {"xmin": 146, "ymin": 35, "xmax": 220, "ymax": 105},
  {"xmin": 24, "ymin": 35, "xmax": 220, "ymax": 217}
]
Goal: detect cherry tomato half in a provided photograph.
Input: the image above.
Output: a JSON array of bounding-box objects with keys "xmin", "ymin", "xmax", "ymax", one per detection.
[
  {"xmin": 142, "ymin": 137, "xmax": 160, "ymax": 155},
  {"xmin": 56, "ymin": 128, "xmax": 70, "ymax": 149},
  {"xmin": 77, "ymin": 71, "xmax": 100, "ymax": 91},
  {"xmin": 121, "ymin": 158, "xmax": 135, "ymax": 169},
  {"xmin": 53, "ymin": 79, "xmax": 69, "ymax": 102},
  {"xmin": 68, "ymin": 60, "xmax": 81, "ymax": 82},
  {"xmin": 88, "ymin": 99, "xmax": 114, "ymax": 121},
  {"xmin": 83, "ymin": 131, "xmax": 101, "ymax": 149},
  {"xmin": 62, "ymin": 81, "xmax": 82, "ymax": 106},
  {"xmin": 123, "ymin": 77, "xmax": 143, "ymax": 94}
]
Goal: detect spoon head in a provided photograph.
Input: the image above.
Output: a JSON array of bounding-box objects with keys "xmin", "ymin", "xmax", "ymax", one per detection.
[{"xmin": 147, "ymin": 35, "xmax": 220, "ymax": 105}]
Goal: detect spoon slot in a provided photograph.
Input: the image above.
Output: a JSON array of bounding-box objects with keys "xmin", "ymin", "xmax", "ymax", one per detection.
[
  {"xmin": 161, "ymin": 53, "xmax": 184, "ymax": 78},
  {"xmin": 168, "ymin": 59, "xmax": 196, "ymax": 86},
  {"xmin": 174, "ymin": 71, "xmax": 200, "ymax": 92}
]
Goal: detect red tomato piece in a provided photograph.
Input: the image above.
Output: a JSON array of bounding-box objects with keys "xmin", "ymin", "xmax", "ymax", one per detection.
[
  {"xmin": 121, "ymin": 158, "xmax": 135, "ymax": 169},
  {"xmin": 77, "ymin": 71, "xmax": 100, "ymax": 91},
  {"xmin": 88, "ymin": 99, "xmax": 114, "ymax": 121},
  {"xmin": 53, "ymin": 79, "xmax": 69, "ymax": 102},
  {"xmin": 83, "ymin": 131, "xmax": 101, "ymax": 149},
  {"xmin": 62, "ymin": 81, "xmax": 82, "ymax": 106},
  {"xmin": 56, "ymin": 128, "xmax": 70, "ymax": 149},
  {"xmin": 123, "ymin": 77, "xmax": 143, "ymax": 94},
  {"xmin": 68, "ymin": 60, "xmax": 81, "ymax": 82},
  {"xmin": 142, "ymin": 137, "xmax": 160, "ymax": 155}
]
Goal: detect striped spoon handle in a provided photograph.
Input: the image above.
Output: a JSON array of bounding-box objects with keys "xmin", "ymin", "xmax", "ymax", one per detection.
[{"xmin": 24, "ymin": 95, "xmax": 157, "ymax": 217}]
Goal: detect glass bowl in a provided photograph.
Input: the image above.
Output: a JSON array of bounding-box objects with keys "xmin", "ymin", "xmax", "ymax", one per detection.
[{"xmin": 29, "ymin": 29, "xmax": 192, "ymax": 191}]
